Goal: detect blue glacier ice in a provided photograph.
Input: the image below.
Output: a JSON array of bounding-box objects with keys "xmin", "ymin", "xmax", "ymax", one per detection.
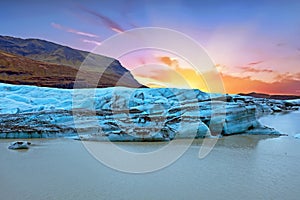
[{"xmin": 0, "ymin": 83, "xmax": 292, "ymax": 140}]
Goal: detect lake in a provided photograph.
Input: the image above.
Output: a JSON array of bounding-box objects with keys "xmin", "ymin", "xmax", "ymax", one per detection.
[{"xmin": 0, "ymin": 111, "xmax": 299, "ymax": 200}]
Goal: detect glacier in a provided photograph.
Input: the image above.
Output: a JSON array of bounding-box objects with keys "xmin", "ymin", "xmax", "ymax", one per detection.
[{"xmin": 0, "ymin": 83, "xmax": 296, "ymax": 140}]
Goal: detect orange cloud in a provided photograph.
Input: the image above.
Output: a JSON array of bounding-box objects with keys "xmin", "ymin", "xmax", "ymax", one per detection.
[
  {"xmin": 159, "ymin": 56, "xmax": 210, "ymax": 91},
  {"xmin": 221, "ymin": 74, "xmax": 300, "ymax": 95},
  {"xmin": 160, "ymin": 56, "xmax": 178, "ymax": 66}
]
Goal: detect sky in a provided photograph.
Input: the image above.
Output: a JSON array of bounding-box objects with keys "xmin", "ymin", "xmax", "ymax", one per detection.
[{"xmin": 1, "ymin": 0, "xmax": 299, "ymax": 95}]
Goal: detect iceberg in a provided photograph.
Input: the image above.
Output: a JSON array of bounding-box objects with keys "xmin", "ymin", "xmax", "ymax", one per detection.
[
  {"xmin": 294, "ymin": 134, "xmax": 300, "ymax": 139},
  {"xmin": 8, "ymin": 141, "xmax": 31, "ymax": 150}
]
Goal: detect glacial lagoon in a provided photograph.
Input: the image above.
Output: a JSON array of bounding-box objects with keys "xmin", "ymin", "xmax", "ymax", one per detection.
[{"xmin": 0, "ymin": 111, "xmax": 299, "ymax": 200}]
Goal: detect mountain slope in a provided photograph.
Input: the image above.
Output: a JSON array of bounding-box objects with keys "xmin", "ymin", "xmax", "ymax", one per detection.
[
  {"xmin": 0, "ymin": 35, "xmax": 144, "ymax": 88},
  {"xmin": 0, "ymin": 50, "xmax": 142, "ymax": 88},
  {"xmin": 0, "ymin": 35, "xmax": 88, "ymax": 67}
]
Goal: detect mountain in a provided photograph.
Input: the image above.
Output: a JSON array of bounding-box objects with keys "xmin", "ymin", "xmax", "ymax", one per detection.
[
  {"xmin": 0, "ymin": 35, "xmax": 144, "ymax": 88},
  {"xmin": 0, "ymin": 35, "xmax": 86, "ymax": 67},
  {"xmin": 238, "ymin": 92, "xmax": 300, "ymax": 100},
  {"xmin": 0, "ymin": 50, "xmax": 144, "ymax": 88}
]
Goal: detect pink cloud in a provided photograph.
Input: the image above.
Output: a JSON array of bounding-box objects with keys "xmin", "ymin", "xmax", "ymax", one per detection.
[
  {"xmin": 239, "ymin": 65, "xmax": 274, "ymax": 73},
  {"xmin": 51, "ymin": 23, "xmax": 99, "ymax": 38},
  {"xmin": 81, "ymin": 39, "xmax": 102, "ymax": 46},
  {"xmin": 247, "ymin": 61, "xmax": 264, "ymax": 66}
]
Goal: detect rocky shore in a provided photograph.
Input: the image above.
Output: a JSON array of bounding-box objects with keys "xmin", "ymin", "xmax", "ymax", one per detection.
[{"xmin": 0, "ymin": 83, "xmax": 298, "ymax": 140}]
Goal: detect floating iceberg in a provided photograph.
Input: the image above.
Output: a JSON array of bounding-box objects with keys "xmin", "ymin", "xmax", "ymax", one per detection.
[
  {"xmin": 294, "ymin": 134, "xmax": 300, "ymax": 139},
  {"xmin": 8, "ymin": 141, "xmax": 31, "ymax": 150}
]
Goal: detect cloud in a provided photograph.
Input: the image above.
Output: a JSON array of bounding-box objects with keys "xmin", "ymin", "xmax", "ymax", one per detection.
[
  {"xmin": 157, "ymin": 56, "xmax": 220, "ymax": 91},
  {"xmin": 214, "ymin": 64, "xmax": 227, "ymax": 73},
  {"xmin": 236, "ymin": 60, "xmax": 276, "ymax": 74},
  {"xmin": 137, "ymin": 66, "xmax": 300, "ymax": 95},
  {"xmin": 81, "ymin": 39, "xmax": 101, "ymax": 46},
  {"xmin": 239, "ymin": 65, "xmax": 274, "ymax": 73},
  {"xmin": 232, "ymin": 61, "xmax": 276, "ymax": 73},
  {"xmin": 131, "ymin": 54, "xmax": 299, "ymax": 95},
  {"xmin": 79, "ymin": 5, "xmax": 124, "ymax": 33},
  {"xmin": 274, "ymin": 72, "xmax": 300, "ymax": 82},
  {"xmin": 132, "ymin": 65, "xmax": 174, "ymax": 83},
  {"xmin": 51, "ymin": 23, "xmax": 99, "ymax": 38},
  {"xmin": 138, "ymin": 56, "xmax": 300, "ymax": 95},
  {"xmin": 247, "ymin": 61, "xmax": 264, "ymax": 66},
  {"xmin": 215, "ymin": 62, "xmax": 299, "ymax": 94},
  {"xmin": 221, "ymin": 74, "xmax": 300, "ymax": 95},
  {"xmin": 160, "ymin": 56, "xmax": 179, "ymax": 68},
  {"xmin": 146, "ymin": 83, "xmax": 166, "ymax": 88}
]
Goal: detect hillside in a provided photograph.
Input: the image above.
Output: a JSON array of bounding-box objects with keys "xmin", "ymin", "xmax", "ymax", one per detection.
[
  {"xmin": 0, "ymin": 35, "xmax": 103, "ymax": 67},
  {"xmin": 0, "ymin": 50, "xmax": 142, "ymax": 88},
  {"xmin": 0, "ymin": 35, "xmax": 144, "ymax": 88}
]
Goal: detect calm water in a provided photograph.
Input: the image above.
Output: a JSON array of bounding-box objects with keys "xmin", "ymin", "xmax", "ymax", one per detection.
[{"xmin": 0, "ymin": 111, "xmax": 299, "ymax": 200}]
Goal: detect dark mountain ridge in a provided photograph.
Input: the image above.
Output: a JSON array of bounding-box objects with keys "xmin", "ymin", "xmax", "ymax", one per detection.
[{"xmin": 238, "ymin": 92, "xmax": 300, "ymax": 100}]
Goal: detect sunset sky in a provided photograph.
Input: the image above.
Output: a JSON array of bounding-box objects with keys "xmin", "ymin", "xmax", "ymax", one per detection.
[{"xmin": 1, "ymin": 0, "xmax": 299, "ymax": 94}]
